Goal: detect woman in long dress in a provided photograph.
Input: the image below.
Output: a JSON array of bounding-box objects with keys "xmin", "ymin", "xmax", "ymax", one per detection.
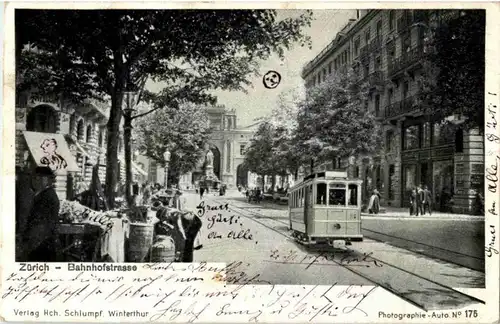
[{"xmin": 368, "ymin": 189, "xmax": 380, "ymax": 214}]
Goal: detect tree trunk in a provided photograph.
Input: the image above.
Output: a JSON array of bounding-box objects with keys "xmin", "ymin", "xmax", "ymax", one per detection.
[
  {"xmin": 105, "ymin": 92, "xmax": 123, "ymax": 209},
  {"xmin": 124, "ymin": 113, "xmax": 134, "ymax": 207},
  {"xmin": 310, "ymin": 159, "xmax": 314, "ymax": 174},
  {"xmin": 294, "ymin": 169, "xmax": 298, "ymax": 181}
]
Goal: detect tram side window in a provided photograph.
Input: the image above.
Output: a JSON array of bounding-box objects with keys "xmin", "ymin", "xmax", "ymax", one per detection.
[
  {"xmin": 348, "ymin": 184, "xmax": 358, "ymax": 206},
  {"xmin": 316, "ymin": 183, "xmax": 327, "ymax": 205},
  {"xmin": 329, "ymin": 184, "xmax": 346, "ymax": 206}
]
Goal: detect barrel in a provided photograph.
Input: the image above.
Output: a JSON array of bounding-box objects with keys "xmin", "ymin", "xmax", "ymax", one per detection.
[
  {"xmin": 127, "ymin": 223, "xmax": 154, "ymax": 262},
  {"xmin": 150, "ymin": 235, "xmax": 177, "ymax": 262}
]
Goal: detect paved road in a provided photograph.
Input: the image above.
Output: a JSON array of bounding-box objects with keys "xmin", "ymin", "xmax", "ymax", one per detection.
[
  {"xmin": 180, "ymin": 193, "xmax": 484, "ymax": 310},
  {"xmin": 361, "ymin": 217, "xmax": 484, "ymax": 271},
  {"xmin": 219, "ymin": 194, "xmax": 485, "ymax": 272}
]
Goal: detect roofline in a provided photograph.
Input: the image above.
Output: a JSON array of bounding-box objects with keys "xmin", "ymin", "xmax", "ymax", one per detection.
[{"xmin": 301, "ymin": 9, "xmax": 381, "ymax": 80}]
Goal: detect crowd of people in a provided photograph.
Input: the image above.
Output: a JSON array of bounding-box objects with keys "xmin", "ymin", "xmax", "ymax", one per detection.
[{"xmin": 409, "ymin": 185, "xmax": 433, "ymax": 216}]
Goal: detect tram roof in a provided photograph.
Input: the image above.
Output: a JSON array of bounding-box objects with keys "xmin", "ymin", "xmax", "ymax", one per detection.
[{"xmin": 291, "ymin": 171, "xmax": 362, "ymax": 190}]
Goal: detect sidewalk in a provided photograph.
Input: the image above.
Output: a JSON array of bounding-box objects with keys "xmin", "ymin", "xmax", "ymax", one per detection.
[
  {"xmin": 363, "ymin": 206, "xmax": 484, "ymax": 220},
  {"xmin": 182, "ymin": 189, "xmax": 484, "ymax": 221}
]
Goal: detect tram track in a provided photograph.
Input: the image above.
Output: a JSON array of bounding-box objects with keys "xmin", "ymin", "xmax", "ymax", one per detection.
[
  {"xmin": 211, "ymin": 197, "xmax": 485, "ymax": 311},
  {"xmin": 360, "ymin": 227, "xmax": 485, "ymax": 272},
  {"xmin": 223, "ymin": 199, "xmax": 484, "ymax": 272}
]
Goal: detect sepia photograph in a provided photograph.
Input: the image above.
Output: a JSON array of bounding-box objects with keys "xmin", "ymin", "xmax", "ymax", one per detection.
[{"xmin": 6, "ymin": 4, "xmax": 497, "ymax": 321}]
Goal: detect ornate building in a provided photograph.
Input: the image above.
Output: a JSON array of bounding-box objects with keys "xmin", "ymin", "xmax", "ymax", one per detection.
[
  {"xmin": 15, "ymin": 92, "xmax": 148, "ymax": 200},
  {"xmin": 301, "ymin": 10, "xmax": 484, "ymax": 213},
  {"xmin": 179, "ymin": 105, "xmax": 260, "ymax": 189}
]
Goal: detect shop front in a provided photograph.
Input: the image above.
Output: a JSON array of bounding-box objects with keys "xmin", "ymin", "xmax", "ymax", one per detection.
[{"xmin": 401, "ymin": 146, "xmax": 455, "ymax": 209}]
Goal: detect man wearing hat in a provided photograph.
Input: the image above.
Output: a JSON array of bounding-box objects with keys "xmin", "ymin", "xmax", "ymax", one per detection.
[{"xmin": 17, "ymin": 167, "xmax": 60, "ymax": 262}]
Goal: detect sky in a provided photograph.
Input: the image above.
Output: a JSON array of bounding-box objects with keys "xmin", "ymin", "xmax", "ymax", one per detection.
[{"xmin": 147, "ymin": 9, "xmax": 357, "ymax": 127}]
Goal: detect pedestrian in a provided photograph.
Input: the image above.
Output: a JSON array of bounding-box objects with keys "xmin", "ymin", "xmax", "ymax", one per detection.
[
  {"xmin": 142, "ymin": 183, "xmax": 151, "ymax": 205},
  {"xmin": 423, "ymin": 185, "xmax": 432, "ymax": 215},
  {"xmin": 416, "ymin": 185, "xmax": 425, "ymax": 216},
  {"xmin": 368, "ymin": 189, "xmax": 380, "ymax": 214},
  {"xmin": 409, "ymin": 188, "xmax": 417, "ymax": 215},
  {"xmin": 199, "ymin": 186, "xmax": 205, "ymax": 200},
  {"xmin": 17, "ymin": 167, "xmax": 60, "ymax": 262}
]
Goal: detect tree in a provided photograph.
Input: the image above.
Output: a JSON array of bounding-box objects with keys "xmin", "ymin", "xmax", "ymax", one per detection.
[
  {"xmin": 269, "ymin": 87, "xmax": 305, "ymax": 179},
  {"xmin": 295, "ymin": 69, "xmax": 383, "ymax": 168},
  {"xmin": 242, "ymin": 121, "xmax": 276, "ymax": 180},
  {"xmin": 135, "ymin": 103, "xmax": 211, "ymax": 186},
  {"xmin": 16, "ymin": 9, "xmax": 313, "ymax": 207},
  {"xmin": 419, "ymin": 10, "xmax": 485, "ymax": 133}
]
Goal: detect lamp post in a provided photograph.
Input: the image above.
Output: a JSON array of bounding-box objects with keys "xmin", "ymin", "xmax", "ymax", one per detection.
[
  {"xmin": 163, "ymin": 149, "xmax": 171, "ymax": 188},
  {"xmin": 122, "ymin": 91, "xmax": 140, "ymax": 207}
]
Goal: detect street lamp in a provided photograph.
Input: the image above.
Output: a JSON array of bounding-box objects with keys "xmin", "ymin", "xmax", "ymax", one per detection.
[{"xmin": 163, "ymin": 149, "xmax": 171, "ymax": 188}]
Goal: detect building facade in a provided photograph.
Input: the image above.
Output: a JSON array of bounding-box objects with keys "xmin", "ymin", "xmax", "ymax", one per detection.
[
  {"xmin": 15, "ymin": 92, "xmax": 148, "ymax": 200},
  {"xmin": 301, "ymin": 9, "xmax": 484, "ymax": 213},
  {"xmin": 178, "ymin": 105, "xmax": 260, "ymax": 189}
]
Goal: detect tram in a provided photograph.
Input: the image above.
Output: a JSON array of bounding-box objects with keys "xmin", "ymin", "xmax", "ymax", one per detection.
[{"xmin": 288, "ymin": 170, "xmax": 363, "ymax": 245}]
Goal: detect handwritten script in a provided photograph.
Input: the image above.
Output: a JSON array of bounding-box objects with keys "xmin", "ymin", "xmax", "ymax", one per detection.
[
  {"xmin": 2, "ymin": 262, "xmax": 377, "ymax": 322},
  {"xmin": 197, "ymin": 201, "xmax": 257, "ymax": 244},
  {"xmin": 485, "ymin": 91, "xmax": 499, "ymax": 259}
]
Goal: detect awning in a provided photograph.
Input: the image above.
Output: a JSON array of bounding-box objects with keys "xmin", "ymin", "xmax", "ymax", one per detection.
[
  {"xmin": 118, "ymin": 156, "xmax": 148, "ymax": 177},
  {"xmin": 23, "ymin": 131, "xmax": 80, "ymax": 172}
]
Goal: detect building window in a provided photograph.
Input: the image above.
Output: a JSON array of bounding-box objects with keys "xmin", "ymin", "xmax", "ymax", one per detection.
[
  {"xmin": 404, "ymin": 125, "xmax": 419, "ymax": 150},
  {"xmin": 375, "ymin": 94, "xmax": 381, "ymax": 117},
  {"xmin": 387, "ymin": 40, "xmax": 396, "ymax": 59},
  {"xmin": 354, "ymin": 37, "xmax": 360, "ymax": 56},
  {"xmin": 77, "ymin": 119, "xmax": 85, "ymax": 141},
  {"xmin": 363, "ymin": 62, "xmax": 370, "ymax": 77},
  {"xmin": 240, "ymin": 144, "xmax": 246, "ymax": 156},
  {"xmin": 376, "ymin": 20, "xmax": 382, "ymax": 37},
  {"xmin": 365, "ymin": 28, "xmax": 371, "ymax": 44},
  {"xmin": 389, "ymin": 10, "xmax": 396, "ymax": 31},
  {"xmin": 402, "ymin": 33, "xmax": 412, "ymax": 55},
  {"xmin": 455, "ymin": 129, "xmax": 464, "ymax": 153},
  {"xmin": 386, "ymin": 130, "xmax": 394, "ymax": 151},
  {"xmin": 328, "ymin": 62, "xmax": 332, "ymax": 74},
  {"xmin": 86, "ymin": 125, "xmax": 93, "ymax": 143},
  {"xmin": 375, "ymin": 56, "xmax": 381, "ymax": 70},
  {"xmin": 422, "ymin": 122, "xmax": 431, "ymax": 147},
  {"xmin": 317, "ymin": 73, "xmax": 321, "ymax": 85},
  {"xmin": 26, "ymin": 105, "xmax": 57, "ymax": 133},
  {"xmin": 388, "ymin": 164, "xmax": 395, "ymax": 200},
  {"xmin": 403, "ymin": 81, "xmax": 410, "ymax": 98},
  {"xmin": 323, "ymin": 68, "xmax": 327, "ymax": 81},
  {"xmin": 388, "ymin": 88, "xmax": 394, "ymax": 105},
  {"xmin": 98, "ymin": 129, "xmax": 103, "ymax": 147}
]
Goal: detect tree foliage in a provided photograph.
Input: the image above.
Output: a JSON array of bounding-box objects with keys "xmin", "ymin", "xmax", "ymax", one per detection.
[
  {"xmin": 243, "ymin": 121, "xmax": 276, "ymax": 177},
  {"xmin": 135, "ymin": 104, "xmax": 211, "ymax": 185},
  {"xmin": 420, "ymin": 10, "xmax": 485, "ymax": 133},
  {"xmin": 16, "ymin": 9, "xmax": 313, "ymax": 206},
  {"xmin": 296, "ymin": 69, "xmax": 383, "ymax": 163}
]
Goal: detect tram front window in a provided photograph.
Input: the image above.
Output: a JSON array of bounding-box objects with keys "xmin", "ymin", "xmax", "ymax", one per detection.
[
  {"xmin": 329, "ymin": 184, "xmax": 346, "ymax": 206},
  {"xmin": 316, "ymin": 183, "xmax": 327, "ymax": 205}
]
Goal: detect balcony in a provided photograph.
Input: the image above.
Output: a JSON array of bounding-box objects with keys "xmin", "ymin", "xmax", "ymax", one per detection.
[
  {"xmin": 369, "ymin": 36, "xmax": 383, "ymax": 52},
  {"xmin": 359, "ymin": 45, "xmax": 370, "ymax": 60},
  {"xmin": 367, "ymin": 70, "xmax": 384, "ymax": 88},
  {"xmin": 384, "ymin": 95, "xmax": 422, "ymax": 120},
  {"xmin": 387, "ymin": 45, "xmax": 425, "ymax": 77}
]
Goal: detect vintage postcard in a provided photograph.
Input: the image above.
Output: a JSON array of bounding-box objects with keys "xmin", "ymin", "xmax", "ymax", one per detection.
[{"xmin": 1, "ymin": 1, "xmax": 499, "ymax": 323}]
